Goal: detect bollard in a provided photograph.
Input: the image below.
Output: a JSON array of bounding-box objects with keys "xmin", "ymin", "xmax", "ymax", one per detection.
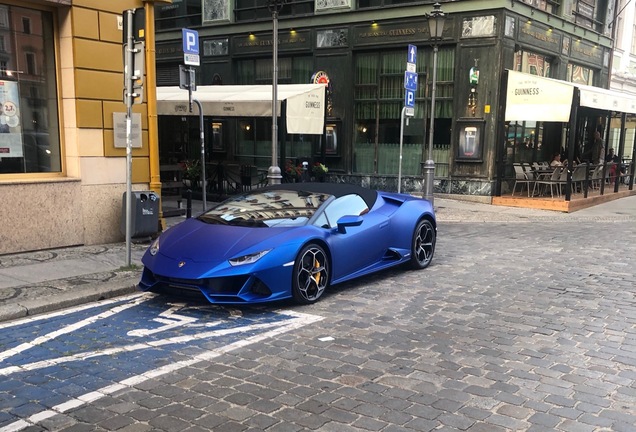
[{"xmin": 186, "ymin": 189, "xmax": 192, "ymax": 219}]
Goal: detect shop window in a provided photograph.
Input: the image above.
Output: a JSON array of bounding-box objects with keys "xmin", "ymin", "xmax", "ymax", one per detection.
[
  {"xmin": 0, "ymin": 6, "xmax": 60, "ymax": 175},
  {"xmin": 353, "ymin": 48, "xmax": 454, "ymax": 176},
  {"xmin": 237, "ymin": 56, "xmax": 312, "ymax": 85}
]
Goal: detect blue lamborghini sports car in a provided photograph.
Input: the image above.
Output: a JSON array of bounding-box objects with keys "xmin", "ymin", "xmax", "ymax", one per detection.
[{"xmin": 138, "ymin": 183, "xmax": 436, "ymax": 304}]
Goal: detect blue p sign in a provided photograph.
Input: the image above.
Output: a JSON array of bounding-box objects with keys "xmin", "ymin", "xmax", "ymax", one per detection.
[
  {"xmin": 182, "ymin": 29, "xmax": 200, "ymax": 66},
  {"xmin": 182, "ymin": 29, "xmax": 199, "ymax": 54},
  {"xmin": 405, "ymin": 90, "xmax": 415, "ymax": 108}
]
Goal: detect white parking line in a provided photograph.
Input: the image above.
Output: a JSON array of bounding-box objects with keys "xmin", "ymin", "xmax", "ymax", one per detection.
[
  {"xmin": 0, "ymin": 294, "xmax": 151, "ymax": 363},
  {"xmin": 1, "ymin": 318, "xmax": 305, "ymax": 376}
]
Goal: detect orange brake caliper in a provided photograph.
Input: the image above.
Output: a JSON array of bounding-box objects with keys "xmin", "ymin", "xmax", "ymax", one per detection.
[{"xmin": 314, "ymin": 258, "xmax": 321, "ymax": 285}]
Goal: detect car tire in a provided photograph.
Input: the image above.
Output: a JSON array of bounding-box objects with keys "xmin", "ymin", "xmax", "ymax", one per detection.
[
  {"xmin": 292, "ymin": 243, "xmax": 329, "ymax": 304},
  {"xmin": 409, "ymin": 219, "xmax": 435, "ymax": 269}
]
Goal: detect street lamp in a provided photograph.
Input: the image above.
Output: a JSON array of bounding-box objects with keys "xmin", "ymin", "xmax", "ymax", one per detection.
[
  {"xmin": 267, "ymin": 0, "xmax": 287, "ymax": 185},
  {"xmin": 423, "ymin": 2, "xmax": 445, "ymax": 205}
]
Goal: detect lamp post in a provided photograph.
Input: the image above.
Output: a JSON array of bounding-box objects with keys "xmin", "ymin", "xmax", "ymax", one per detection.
[
  {"xmin": 423, "ymin": 2, "xmax": 445, "ymax": 205},
  {"xmin": 267, "ymin": 0, "xmax": 287, "ymax": 185}
]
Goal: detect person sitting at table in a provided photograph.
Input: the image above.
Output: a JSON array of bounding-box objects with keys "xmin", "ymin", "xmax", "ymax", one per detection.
[{"xmin": 550, "ymin": 153, "xmax": 566, "ymax": 167}]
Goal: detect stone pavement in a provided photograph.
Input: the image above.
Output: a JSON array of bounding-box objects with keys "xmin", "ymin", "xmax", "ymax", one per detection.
[{"xmin": 0, "ymin": 194, "xmax": 634, "ymax": 323}]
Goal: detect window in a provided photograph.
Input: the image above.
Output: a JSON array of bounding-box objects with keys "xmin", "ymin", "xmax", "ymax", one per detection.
[
  {"xmin": 353, "ymin": 48, "xmax": 454, "ymax": 176},
  {"xmin": 0, "ymin": 7, "xmax": 8, "ymax": 28},
  {"xmin": 514, "ymin": 49, "xmax": 553, "ymax": 77},
  {"xmin": 25, "ymin": 52, "xmax": 36, "ymax": 75},
  {"xmin": 155, "ymin": 0, "xmax": 201, "ymax": 30},
  {"xmin": 22, "ymin": 17, "xmax": 31, "ymax": 34},
  {"xmin": 615, "ymin": 16, "xmax": 623, "ymax": 50},
  {"xmin": 322, "ymin": 194, "xmax": 368, "ymax": 229},
  {"xmin": 358, "ymin": 0, "xmax": 420, "ymax": 8},
  {"xmin": 234, "ymin": 0, "xmax": 313, "ymax": 22},
  {"xmin": 237, "ymin": 56, "xmax": 312, "ymax": 85},
  {"xmin": 518, "ymin": 0, "xmax": 559, "ymax": 14},
  {"xmin": 566, "ymin": 63, "xmax": 594, "ymax": 85},
  {"xmin": 234, "ymin": 55, "xmax": 314, "ymax": 167},
  {"xmin": 0, "ymin": 6, "xmax": 60, "ymax": 175}
]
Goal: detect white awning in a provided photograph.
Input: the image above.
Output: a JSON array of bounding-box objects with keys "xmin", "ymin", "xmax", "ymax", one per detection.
[
  {"xmin": 577, "ymin": 82, "xmax": 636, "ymax": 114},
  {"xmin": 505, "ymin": 70, "xmax": 636, "ymax": 122},
  {"xmin": 156, "ymin": 84, "xmax": 326, "ymax": 135},
  {"xmin": 505, "ymin": 71, "xmax": 574, "ymax": 122}
]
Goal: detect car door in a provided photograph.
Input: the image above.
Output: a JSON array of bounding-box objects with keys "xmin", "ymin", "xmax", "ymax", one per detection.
[{"xmin": 318, "ymin": 194, "xmax": 390, "ymax": 281}]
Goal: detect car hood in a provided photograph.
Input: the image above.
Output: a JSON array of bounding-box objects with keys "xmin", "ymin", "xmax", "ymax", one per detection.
[{"xmin": 156, "ymin": 218, "xmax": 292, "ymax": 263}]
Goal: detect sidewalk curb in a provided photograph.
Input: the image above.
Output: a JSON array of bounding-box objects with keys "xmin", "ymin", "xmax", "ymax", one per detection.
[{"xmin": 0, "ymin": 278, "xmax": 139, "ymax": 323}]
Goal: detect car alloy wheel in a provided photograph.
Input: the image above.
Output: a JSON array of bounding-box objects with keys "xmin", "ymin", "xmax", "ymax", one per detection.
[
  {"xmin": 410, "ymin": 219, "xmax": 435, "ymax": 269},
  {"xmin": 292, "ymin": 244, "xmax": 329, "ymax": 304}
]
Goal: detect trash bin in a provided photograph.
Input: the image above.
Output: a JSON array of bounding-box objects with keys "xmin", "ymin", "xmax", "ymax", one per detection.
[{"xmin": 121, "ymin": 191, "xmax": 159, "ymax": 237}]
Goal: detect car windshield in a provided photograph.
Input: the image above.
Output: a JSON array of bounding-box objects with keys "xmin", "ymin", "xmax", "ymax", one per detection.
[{"xmin": 198, "ymin": 190, "xmax": 332, "ymax": 227}]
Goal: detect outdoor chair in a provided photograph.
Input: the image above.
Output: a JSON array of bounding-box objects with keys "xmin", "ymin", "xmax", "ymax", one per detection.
[
  {"xmin": 512, "ymin": 163, "xmax": 533, "ymax": 197},
  {"xmin": 590, "ymin": 165, "xmax": 604, "ymax": 190},
  {"xmin": 532, "ymin": 166, "xmax": 563, "ymax": 198},
  {"xmin": 570, "ymin": 164, "xmax": 588, "ymax": 193}
]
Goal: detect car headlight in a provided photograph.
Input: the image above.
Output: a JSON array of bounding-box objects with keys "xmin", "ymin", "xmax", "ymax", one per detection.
[
  {"xmin": 229, "ymin": 249, "xmax": 271, "ymax": 266},
  {"xmin": 149, "ymin": 238, "xmax": 160, "ymax": 256}
]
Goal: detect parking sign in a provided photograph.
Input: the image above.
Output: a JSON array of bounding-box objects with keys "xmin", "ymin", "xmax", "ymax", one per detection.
[{"xmin": 182, "ymin": 28, "xmax": 200, "ymax": 66}]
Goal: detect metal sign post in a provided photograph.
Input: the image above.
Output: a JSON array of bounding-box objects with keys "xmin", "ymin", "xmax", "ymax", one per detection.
[
  {"xmin": 398, "ymin": 45, "xmax": 417, "ymax": 193},
  {"xmin": 180, "ymin": 29, "xmax": 207, "ymax": 211},
  {"xmin": 124, "ymin": 10, "xmax": 133, "ymax": 266}
]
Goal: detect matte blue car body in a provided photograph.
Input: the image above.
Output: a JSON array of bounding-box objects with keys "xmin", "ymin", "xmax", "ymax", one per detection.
[{"xmin": 138, "ymin": 184, "xmax": 436, "ymax": 304}]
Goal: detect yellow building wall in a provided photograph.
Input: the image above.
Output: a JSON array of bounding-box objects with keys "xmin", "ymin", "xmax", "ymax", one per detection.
[{"xmin": 0, "ymin": 0, "xmax": 155, "ymax": 255}]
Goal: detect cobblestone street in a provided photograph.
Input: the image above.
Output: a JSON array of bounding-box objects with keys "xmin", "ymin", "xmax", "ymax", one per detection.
[{"xmin": 2, "ymin": 215, "xmax": 634, "ymax": 432}]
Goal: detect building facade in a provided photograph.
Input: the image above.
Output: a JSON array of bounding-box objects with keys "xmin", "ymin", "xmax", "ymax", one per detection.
[
  {"xmin": 610, "ymin": 0, "xmax": 636, "ymax": 96},
  {"xmin": 154, "ymin": 0, "xmax": 615, "ymax": 199},
  {"xmin": 0, "ymin": 0, "xmax": 162, "ymax": 255}
]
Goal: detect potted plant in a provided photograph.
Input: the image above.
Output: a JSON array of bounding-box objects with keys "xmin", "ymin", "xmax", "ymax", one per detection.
[
  {"xmin": 179, "ymin": 159, "xmax": 202, "ymax": 188},
  {"xmin": 312, "ymin": 162, "xmax": 328, "ymax": 181},
  {"xmin": 284, "ymin": 160, "xmax": 302, "ymax": 183}
]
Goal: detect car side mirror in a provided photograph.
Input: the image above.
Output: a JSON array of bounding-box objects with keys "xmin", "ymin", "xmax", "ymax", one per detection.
[{"xmin": 336, "ymin": 215, "xmax": 363, "ymax": 234}]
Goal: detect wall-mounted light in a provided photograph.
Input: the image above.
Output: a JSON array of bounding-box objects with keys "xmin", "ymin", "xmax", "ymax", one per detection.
[
  {"xmin": 371, "ymin": 20, "xmax": 378, "ymax": 27},
  {"xmin": 248, "ymin": 32, "xmax": 255, "ymax": 39},
  {"xmin": 527, "ymin": 18, "xmax": 532, "ymax": 24},
  {"xmin": 290, "ymin": 28, "xmax": 296, "ymax": 34}
]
